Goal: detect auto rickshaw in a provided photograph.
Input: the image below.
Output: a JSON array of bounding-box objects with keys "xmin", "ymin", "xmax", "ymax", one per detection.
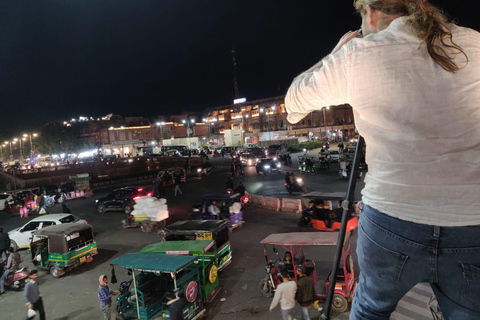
[
  {"xmin": 298, "ymin": 156, "xmax": 316, "ymax": 175},
  {"xmin": 111, "ymin": 253, "xmax": 206, "ymax": 320},
  {"xmin": 157, "ymin": 167, "xmax": 186, "ymax": 187},
  {"xmin": 199, "ymin": 193, "xmax": 244, "ymax": 231},
  {"xmin": 30, "ymin": 223, "xmax": 98, "ymax": 278},
  {"xmin": 139, "ymin": 240, "xmax": 220, "ymax": 302},
  {"xmin": 158, "ymin": 220, "xmax": 232, "ymax": 271},
  {"xmin": 300, "ymin": 192, "xmax": 359, "ymax": 232},
  {"xmin": 259, "ymin": 232, "xmax": 356, "ymax": 313}
]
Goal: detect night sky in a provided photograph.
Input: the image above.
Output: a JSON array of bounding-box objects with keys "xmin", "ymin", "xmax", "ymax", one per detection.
[{"xmin": 1, "ymin": 0, "xmax": 478, "ymax": 136}]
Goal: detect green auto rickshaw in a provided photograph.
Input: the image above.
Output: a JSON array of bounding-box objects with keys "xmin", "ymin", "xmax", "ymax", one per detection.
[
  {"xmin": 30, "ymin": 223, "xmax": 98, "ymax": 278},
  {"xmin": 112, "ymin": 253, "xmax": 206, "ymax": 320},
  {"xmin": 159, "ymin": 220, "xmax": 233, "ymax": 271},
  {"xmin": 140, "ymin": 240, "xmax": 220, "ymax": 303}
]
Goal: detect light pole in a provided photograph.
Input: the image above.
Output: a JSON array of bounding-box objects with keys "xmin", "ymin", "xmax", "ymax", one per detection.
[
  {"xmin": 322, "ymin": 106, "xmax": 330, "ymax": 138},
  {"xmin": 156, "ymin": 122, "xmax": 165, "ymax": 144},
  {"xmin": 24, "ymin": 133, "xmax": 38, "ymax": 158},
  {"xmin": 259, "ymin": 108, "xmax": 264, "ymax": 133}
]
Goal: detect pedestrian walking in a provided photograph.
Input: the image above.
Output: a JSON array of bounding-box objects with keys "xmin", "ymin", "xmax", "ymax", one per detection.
[
  {"xmin": 174, "ymin": 175, "xmax": 182, "ymax": 197},
  {"xmin": 285, "ymin": 0, "xmax": 480, "ymax": 319},
  {"xmin": 269, "ymin": 271, "xmax": 297, "ymax": 320},
  {"xmin": 295, "ymin": 265, "xmax": 316, "ymax": 320},
  {"xmin": 97, "ymin": 274, "xmax": 119, "ymax": 320},
  {"xmin": 0, "ymin": 228, "xmax": 10, "ymax": 261},
  {"xmin": 18, "ymin": 196, "xmax": 29, "ymax": 218},
  {"xmin": 36, "ymin": 192, "xmax": 49, "ymax": 215},
  {"xmin": 1, "ymin": 247, "xmax": 22, "ymax": 294},
  {"xmin": 25, "ymin": 270, "xmax": 46, "ymax": 320}
]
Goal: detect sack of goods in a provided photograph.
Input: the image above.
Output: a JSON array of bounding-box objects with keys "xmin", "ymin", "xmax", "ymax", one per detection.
[{"xmin": 132, "ymin": 196, "xmax": 169, "ymax": 222}]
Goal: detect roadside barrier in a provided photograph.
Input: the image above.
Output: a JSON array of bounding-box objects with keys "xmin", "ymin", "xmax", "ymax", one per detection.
[
  {"xmin": 248, "ymin": 194, "xmax": 265, "ymax": 207},
  {"xmin": 263, "ymin": 196, "xmax": 281, "ymax": 212},
  {"xmin": 281, "ymin": 198, "xmax": 303, "ymax": 214}
]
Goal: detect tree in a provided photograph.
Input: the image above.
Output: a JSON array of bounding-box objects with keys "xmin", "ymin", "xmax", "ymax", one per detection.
[{"xmin": 36, "ymin": 122, "xmax": 94, "ymax": 155}]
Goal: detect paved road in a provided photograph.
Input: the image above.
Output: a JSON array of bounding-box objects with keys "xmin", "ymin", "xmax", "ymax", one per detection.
[{"xmin": 0, "ymin": 151, "xmax": 435, "ymax": 320}]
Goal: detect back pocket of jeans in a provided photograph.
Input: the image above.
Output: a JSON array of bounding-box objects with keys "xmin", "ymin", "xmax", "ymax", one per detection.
[
  {"xmin": 461, "ymin": 263, "xmax": 480, "ymax": 312},
  {"xmin": 359, "ymin": 225, "xmax": 409, "ymax": 282}
]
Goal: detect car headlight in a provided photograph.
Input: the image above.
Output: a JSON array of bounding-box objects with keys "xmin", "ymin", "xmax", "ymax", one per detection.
[
  {"xmin": 273, "ymin": 157, "xmax": 277, "ymax": 161},
  {"xmin": 276, "ymin": 163, "xmax": 281, "ymax": 167}
]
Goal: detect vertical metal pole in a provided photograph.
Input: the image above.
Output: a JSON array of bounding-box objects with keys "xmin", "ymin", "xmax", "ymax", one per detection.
[
  {"xmin": 321, "ymin": 136, "xmax": 365, "ymax": 320},
  {"xmin": 132, "ymin": 270, "xmax": 141, "ymax": 320}
]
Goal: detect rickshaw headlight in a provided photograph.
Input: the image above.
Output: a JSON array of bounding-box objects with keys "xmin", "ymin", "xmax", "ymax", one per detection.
[{"xmin": 162, "ymin": 312, "xmax": 167, "ymax": 319}]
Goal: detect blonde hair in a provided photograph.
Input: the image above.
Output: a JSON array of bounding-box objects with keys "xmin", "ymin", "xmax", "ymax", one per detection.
[{"xmin": 354, "ymin": 0, "xmax": 468, "ymax": 73}]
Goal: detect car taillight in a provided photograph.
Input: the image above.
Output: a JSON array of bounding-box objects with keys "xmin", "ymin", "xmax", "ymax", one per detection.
[
  {"xmin": 137, "ymin": 188, "xmax": 143, "ymax": 192},
  {"xmin": 85, "ymin": 221, "xmax": 88, "ymax": 224},
  {"xmin": 147, "ymin": 192, "xmax": 152, "ymax": 196},
  {"xmin": 133, "ymin": 196, "xmax": 141, "ymax": 200}
]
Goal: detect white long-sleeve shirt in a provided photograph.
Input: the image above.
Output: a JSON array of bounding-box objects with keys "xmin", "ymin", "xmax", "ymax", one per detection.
[
  {"xmin": 285, "ymin": 17, "xmax": 480, "ymax": 227},
  {"xmin": 270, "ymin": 280, "xmax": 297, "ymax": 311}
]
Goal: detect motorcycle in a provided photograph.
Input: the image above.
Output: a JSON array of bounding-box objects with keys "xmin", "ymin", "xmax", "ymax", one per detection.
[
  {"xmin": 285, "ymin": 178, "xmax": 306, "ymax": 194},
  {"xmin": 196, "ymin": 166, "xmax": 213, "ymax": 177},
  {"xmin": 0, "ymin": 264, "xmax": 30, "ymax": 291},
  {"xmin": 45, "ymin": 195, "xmax": 56, "ymax": 207}
]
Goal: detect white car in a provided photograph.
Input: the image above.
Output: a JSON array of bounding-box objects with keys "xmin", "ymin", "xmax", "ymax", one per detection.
[
  {"xmin": 0, "ymin": 193, "xmax": 14, "ymax": 211},
  {"xmin": 327, "ymin": 150, "xmax": 341, "ymax": 162},
  {"xmin": 8, "ymin": 214, "xmax": 86, "ymax": 250}
]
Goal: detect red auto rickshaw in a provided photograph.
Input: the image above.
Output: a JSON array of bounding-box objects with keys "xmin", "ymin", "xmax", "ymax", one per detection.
[{"xmin": 259, "ymin": 232, "xmax": 356, "ymax": 313}]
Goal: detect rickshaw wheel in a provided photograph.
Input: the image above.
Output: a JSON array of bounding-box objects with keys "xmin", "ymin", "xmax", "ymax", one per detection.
[
  {"xmin": 332, "ymin": 293, "xmax": 348, "ymax": 313},
  {"xmin": 140, "ymin": 221, "xmax": 153, "ymax": 233},
  {"xmin": 50, "ymin": 265, "xmax": 61, "ymax": 278},
  {"xmin": 259, "ymin": 279, "xmax": 274, "ymax": 297}
]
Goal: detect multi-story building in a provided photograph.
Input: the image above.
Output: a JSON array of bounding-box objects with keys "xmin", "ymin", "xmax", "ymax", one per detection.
[{"xmin": 75, "ymin": 95, "xmax": 356, "ymax": 155}]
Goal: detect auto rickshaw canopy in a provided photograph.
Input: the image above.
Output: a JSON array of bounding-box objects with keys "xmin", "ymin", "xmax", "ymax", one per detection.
[
  {"xmin": 260, "ymin": 232, "xmax": 340, "ymax": 246},
  {"xmin": 32, "ymin": 223, "xmax": 94, "ymax": 254},
  {"xmin": 111, "ymin": 253, "xmax": 197, "ymax": 273},
  {"xmin": 164, "ymin": 220, "xmax": 229, "ymax": 235},
  {"xmin": 301, "ymin": 192, "xmax": 346, "ymax": 201},
  {"xmin": 140, "ymin": 240, "xmax": 214, "ymax": 255}
]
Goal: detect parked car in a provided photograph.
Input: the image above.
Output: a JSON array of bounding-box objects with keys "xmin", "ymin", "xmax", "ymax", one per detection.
[
  {"xmin": 8, "ymin": 213, "xmax": 86, "ymax": 250},
  {"xmin": 95, "ymin": 186, "xmax": 151, "ymax": 214},
  {"xmin": 256, "ymin": 158, "xmax": 282, "ymax": 175}
]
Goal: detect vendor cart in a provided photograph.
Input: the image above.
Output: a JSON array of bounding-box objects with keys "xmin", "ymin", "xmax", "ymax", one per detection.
[
  {"xmin": 123, "ymin": 196, "xmax": 169, "ymax": 232},
  {"xmin": 57, "ymin": 173, "xmax": 93, "ymax": 203}
]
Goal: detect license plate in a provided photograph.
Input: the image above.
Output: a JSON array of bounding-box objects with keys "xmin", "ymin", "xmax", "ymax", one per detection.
[{"xmin": 79, "ymin": 256, "xmax": 86, "ymax": 263}]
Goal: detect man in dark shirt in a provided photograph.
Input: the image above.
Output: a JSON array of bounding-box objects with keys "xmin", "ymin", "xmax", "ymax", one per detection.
[
  {"xmin": 0, "ymin": 228, "xmax": 10, "ymax": 261},
  {"xmin": 165, "ymin": 291, "xmax": 184, "ymax": 320}
]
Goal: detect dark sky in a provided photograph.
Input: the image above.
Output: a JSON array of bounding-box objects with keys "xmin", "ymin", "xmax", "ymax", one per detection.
[{"xmin": 0, "ymin": 0, "xmax": 478, "ymax": 136}]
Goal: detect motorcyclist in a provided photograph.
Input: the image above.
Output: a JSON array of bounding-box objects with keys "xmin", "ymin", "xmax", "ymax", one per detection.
[
  {"xmin": 234, "ymin": 182, "xmax": 246, "ymax": 196},
  {"xmin": 305, "ymin": 158, "xmax": 314, "ymax": 169},
  {"xmin": 0, "ymin": 247, "xmax": 22, "ymax": 294}
]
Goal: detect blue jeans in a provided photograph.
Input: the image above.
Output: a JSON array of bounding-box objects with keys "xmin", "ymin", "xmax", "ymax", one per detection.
[
  {"xmin": 1, "ymin": 269, "xmax": 11, "ymax": 292},
  {"xmin": 350, "ymin": 205, "xmax": 480, "ymax": 320},
  {"xmin": 300, "ymin": 305, "xmax": 311, "ymax": 320},
  {"xmin": 280, "ymin": 308, "xmax": 293, "ymax": 320}
]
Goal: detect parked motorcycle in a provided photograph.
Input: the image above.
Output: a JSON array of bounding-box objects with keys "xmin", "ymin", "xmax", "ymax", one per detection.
[{"xmin": 0, "ymin": 263, "xmax": 30, "ymax": 291}]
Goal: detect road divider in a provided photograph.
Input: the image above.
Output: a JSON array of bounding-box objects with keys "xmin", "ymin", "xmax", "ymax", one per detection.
[
  {"xmin": 247, "ymin": 193, "xmax": 303, "ymax": 214},
  {"xmin": 263, "ymin": 196, "xmax": 281, "ymax": 211},
  {"xmin": 281, "ymin": 198, "xmax": 302, "ymax": 214},
  {"xmin": 248, "ymin": 194, "xmax": 265, "ymax": 207}
]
